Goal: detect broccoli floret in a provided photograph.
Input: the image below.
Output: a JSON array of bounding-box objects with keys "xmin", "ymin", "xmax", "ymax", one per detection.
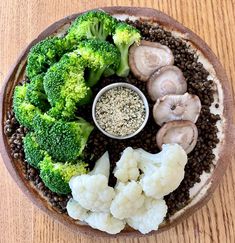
[
  {"xmin": 26, "ymin": 37, "xmax": 65, "ymax": 80},
  {"xmin": 43, "ymin": 51, "xmax": 92, "ymax": 119},
  {"xmin": 13, "ymin": 84, "xmax": 41, "ymax": 129},
  {"xmin": 33, "ymin": 113, "xmax": 94, "ymax": 162},
  {"xmin": 39, "ymin": 154, "xmax": 88, "ymax": 194},
  {"xmin": 113, "ymin": 22, "xmax": 141, "ymax": 77},
  {"xmin": 65, "ymin": 10, "xmax": 117, "ymax": 45},
  {"xmin": 77, "ymin": 39, "xmax": 120, "ymax": 86},
  {"xmin": 26, "ymin": 73, "xmax": 50, "ymax": 111},
  {"xmin": 23, "ymin": 133, "xmax": 45, "ymax": 169}
]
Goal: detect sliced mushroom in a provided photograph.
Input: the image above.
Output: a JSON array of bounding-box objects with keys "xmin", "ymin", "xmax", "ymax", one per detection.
[
  {"xmin": 153, "ymin": 93, "xmax": 201, "ymax": 126},
  {"xmin": 147, "ymin": 65, "xmax": 187, "ymax": 101},
  {"xmin": 129, "ymin": 40, "xmax": 174, "ymax": 81},
  {"xmin": 156, "ymin": 120, "xmax": 198, "ymax": 154}
]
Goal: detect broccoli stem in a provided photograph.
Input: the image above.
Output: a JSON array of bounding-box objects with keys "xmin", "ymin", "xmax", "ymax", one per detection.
[
  {"xmin": 77, "ymin": 88, "xmax": 93, "ymax": 105},
  {"xmin": 89, "ymin": 21, "xmax": 108, "ymax": 41},
  {"xmin": 97, "ymin": 23, "xmax": 108, "ymax": 41},
  {"xmin": 116, "ymin": 46, "xmax": 130, "ymax": 77},
  {"xmin": 103, "ymin": 67, "xmax": 115, "ymax": 77},
  {"xmin": 87, "ymin": 66, "xmax": 106, "ymax": 87},
  {"xmin": 89, "ymin": 22, "xmax": 106, "ymax": 41}
]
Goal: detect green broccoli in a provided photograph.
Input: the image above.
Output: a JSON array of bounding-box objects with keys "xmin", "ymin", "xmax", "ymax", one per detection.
[
  {"xmin": 13, "ymin": 84, "xmax": 41, "ymax": 129},
  {"xmin": 43, "ymin": 51, "xmax": 92, "ymax": 119},
  {"xmin": 23, "ymin": 133, "xmax": 45, "ymax": 169},
  {"xmin": 103, "ymin": 67, "xmax": 116, "ymax": 77},
  {"xmin": 26, "ymin": 37, "xmax": 65, "ymax": 80},
  {"xmin": 26, "ymin": 73, "xmax": 50, "ymax": 111},
  {"xmin": 39, "ymin": 154, "xmax": 88, "ymax": 194},
  {"xmin": 65, "ymin": 10, "xmax": 117, "ymax": 45},
  {"xmin": 113, "ymin": 22, "xmax": 141, "ymax": 77},
  {"xmin": 33, "ymin": 113, "xmax": 93, "ymax": 162},
  {"xmin": 77, "ymin": 39, "xmax": 120, "ymax": 86}
]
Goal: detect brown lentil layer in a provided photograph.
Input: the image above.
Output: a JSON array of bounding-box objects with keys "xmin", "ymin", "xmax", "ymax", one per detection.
[{"xmin": 4, "ymin": 20, "xmax": 220, "ymax": 217}]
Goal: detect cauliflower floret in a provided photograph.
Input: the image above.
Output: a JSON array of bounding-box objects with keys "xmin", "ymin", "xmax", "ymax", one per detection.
[
  {"xmin": 66, "ymin": 198, "xmax": 88, "ymax": 221},
  {"xmin": 89, "ymin": 151, "xmax": 110, "ymax": 178},
  {"xmin": 114, "ymin": 147, "xmax": 140, "ymax": 182},
  {"xmin": 126, "ymin": 197, "xmax": 167, "ymax": 234},
  {"xmin": 69, "ymin": 152, "xmax": 115, "ymax": 212},
  {"xmin": 66, "ymin": 198, "xmax": 126, "ymax": 234},
  {"xmin": 70, "ymin": 174, "xmax": 115, "ymax": 212},
  {"xmin": 110, "ymin": 181, "xmax": 145, "ymax": 220},
  {"xmin": 136, "ymin": 144, "xmax": 187, "ymax": 199},
  {"xmin": 85, "ymin": 212, "xmax": 125, "ymax": 234}
]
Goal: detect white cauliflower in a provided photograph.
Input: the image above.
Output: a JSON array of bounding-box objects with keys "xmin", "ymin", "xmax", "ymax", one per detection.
[
  {"xmin": 89, "ymin": 152, "xmax": 110, "ymax": 178},
  {"xmin": 136, "ymin": 144, "xmax": 187, "ymax": 199},
  {"xmin": 69, "ymin": 152, "xmax": 115, "ymax": 212},
  {"xmin": 110, "ymin": 181, "xmax": 145, "ymax": 220},
  {"xmin": 66, "ymin": 198, "xmax": 125, "ymax": 234},
  {"xmin": 114, "ymin": 147, "xmax": 140, "ymax": 182},
  {"xmin": 66, "ymin": 198, "xmax": 88, "ymax": 221},
  {"xmin": 66, "ymin": 144, "xmax": 187, "ymax": 235},
  {"xmin": 85, "ymin": 212, "xmax": 125, "ymax": 234},
  {"xmin": 126, "ymin": 197, "xmax": 167, "ymax": 234}
]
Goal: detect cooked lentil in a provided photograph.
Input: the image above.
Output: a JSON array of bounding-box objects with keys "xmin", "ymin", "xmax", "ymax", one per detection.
[
  {"xmin": 4, "ymin": 19, "xmax": 221, "ymax": 218},
  {"xmin": 95, "ymin": 87, "xmax": 145, "ymax": 137}
]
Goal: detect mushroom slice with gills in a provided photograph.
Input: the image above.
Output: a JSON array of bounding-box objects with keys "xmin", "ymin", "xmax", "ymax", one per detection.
[
  {"xmin": 156, "ymin": 120, "xmax": 198, "ymax": 154},
  {"xmin": 129, "ymin": 40, "xmax": 174, "ymax": 81},
  {"xmin": 147, "ymin": 65, "xmax": 187, "ymax": 101},
  {"xmin": 153, "ymin": 93, "xmax": 201, "ymax": 126}
]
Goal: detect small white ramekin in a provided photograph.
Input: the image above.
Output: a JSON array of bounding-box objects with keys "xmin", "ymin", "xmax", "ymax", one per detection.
[{"xmin": 92, "ymin": 82, "xmax": 149, "ymax": 140}]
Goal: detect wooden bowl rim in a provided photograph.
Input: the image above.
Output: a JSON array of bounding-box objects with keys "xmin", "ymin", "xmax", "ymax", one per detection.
[{"xmin": 0, "ymin": 6, "xmax": 234, "ymax": 238}]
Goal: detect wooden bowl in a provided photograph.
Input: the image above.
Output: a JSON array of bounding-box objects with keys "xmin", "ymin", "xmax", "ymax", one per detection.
[{"xmin": 0, "ymin": 6, "xmax": 234, "ymax": 238}]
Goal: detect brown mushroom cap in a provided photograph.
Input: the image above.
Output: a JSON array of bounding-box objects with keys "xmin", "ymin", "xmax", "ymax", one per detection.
[
  {"xmin": 147, "ymin": 65, "xmax": 187, "ymax": 101},
  {"xmin": 129, "ymin": 40, "xmax": 174, "ymax": 81},
  {"xmin": 153, "ymin": 93, "xmax": 201, "ymax": 126},
  {"xmin": 156, "ymin": 120, "xmax": 198, "ymax": 154}
]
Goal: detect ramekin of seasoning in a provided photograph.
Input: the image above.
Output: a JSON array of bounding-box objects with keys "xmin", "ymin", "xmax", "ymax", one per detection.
[{"xmin": 92, "ymin": 83, "xmax": 149, "ymax": 139}]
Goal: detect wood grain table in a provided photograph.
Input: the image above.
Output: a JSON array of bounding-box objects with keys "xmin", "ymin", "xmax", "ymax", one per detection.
[{"xmin": 0, "ymin": 1, "xmax": 235, "ymax": 242}]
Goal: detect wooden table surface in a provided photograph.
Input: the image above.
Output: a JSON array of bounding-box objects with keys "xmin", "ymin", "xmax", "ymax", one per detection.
[{"xmin": 0, "ymin": 0, "xmax": 235, "ymax": 242}]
